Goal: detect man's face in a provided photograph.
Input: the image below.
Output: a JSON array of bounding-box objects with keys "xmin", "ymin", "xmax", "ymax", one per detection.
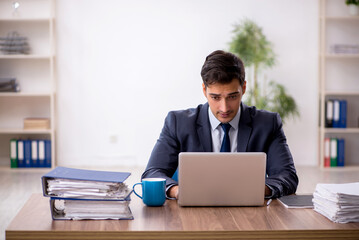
[{"xmin": 203, "ymin": 79, "xmax": 246, "ymax": 123}]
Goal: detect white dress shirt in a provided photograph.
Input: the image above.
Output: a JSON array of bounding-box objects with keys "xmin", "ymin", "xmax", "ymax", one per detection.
[{"xmin": 208, "ymin": 107, "xmax": 241, "ymax": 152}]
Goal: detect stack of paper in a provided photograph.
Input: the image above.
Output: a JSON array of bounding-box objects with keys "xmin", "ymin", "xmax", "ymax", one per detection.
[
  {"xmin": 42, "ymin": 167, "xmax": 134, "ymax": 220},
  {"xmin": 52, "ymin": 199, "xmax": 133, "ymax": 220},
  {"xmin": 47, "ymin": 178, "xmax": 131, "ymax": 199},
  {"xmin": 313, "ymin": 182, "xmax": 359, "ymax": 223}
]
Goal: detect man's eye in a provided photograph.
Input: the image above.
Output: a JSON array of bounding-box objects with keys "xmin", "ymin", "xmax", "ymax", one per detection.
[
  {"xmin": 229, "ymin": 95, "xmax": 238, "ymax": 100},
  {"xmin": 211, "ymin": 96, "xmax": 220, "ymax": 100}
]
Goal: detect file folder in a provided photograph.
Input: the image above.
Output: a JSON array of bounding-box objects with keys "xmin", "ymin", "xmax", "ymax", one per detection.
[
  {"xmin": 45, "ymin": 140, "xmax": 51, "ymax": 168},
  {"xmin": 17, "ymin": 140, "xmax": 24, "ymax": 168},
  {"xmin": 10, "ymin": 139, "xmax": 17, "ymax": 168},
  {"xmin": 38, "ymin": 140, "xmax": 45, "ymax": 167},
  {"xmin": 49, "ymin": 197, "xmax": 134, "ymax": 220},
  {"xmin": 24, "ymin": 140, "xmax": 32, "ymax": 167},
  {"xmin": 42, "ymin": 167, "xmax": 132, "ymax": 199},
  {"xmin": 330, "ymin": 138, "xmax": 337, "ymax": 167},
  {"xmin": 31, "ymin": 140, "xmax": 39, "ymax": 167},
  {"xmin": 337, "ymin": 139, "xmax": 345, "ymax": 167}
]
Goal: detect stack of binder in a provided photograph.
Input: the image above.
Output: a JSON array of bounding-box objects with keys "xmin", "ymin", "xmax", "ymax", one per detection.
[
  {"xmin": 42, "ymin": 167, "xmax": 134, "ymax": 220},
  {"xmin": 313, "ymin": 182, "xmax": 359, "ymax": 223}
]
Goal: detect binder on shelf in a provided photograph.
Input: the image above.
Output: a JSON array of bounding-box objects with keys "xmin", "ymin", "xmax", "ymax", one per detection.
[
  {"xmin": 332, "ymin": 100, "xmax": 340, "ymax": 128},
  {"xmin": 324, "ymin": 138, "xmax": 330, "ymax": 167},
  {"xmin": 24, "ymin": 140, "xmax": 32, "ymax": 168},
  {"xmin": 330, "ymin": 138, "xmax": 337, "ymax": 167},
  {"xmin": 17, "ymin": 140, "xmax": 24, "ymax": 168},
  {"xmin": 31, "ymin": 140, "xmax": 39, "ymax": 167},
  {"xmin": 45, "ymin": 140, "xmax": 51, "ymax": 168},
  {"xmin": 339, "ymin": 100, "xmax": 347, "ymax": 128},
  {"xmin": 10, "ymin": 139, "xmax": 17, "ymax": 168},
  {"xmin": 337, "ymin": 138, "xmax": 345, "ymax": 167},
  {"xmin": 49, "ymin": 197, "xmax": 133, "ymax": 220},
  {"xmin": 38, "ymin": 140, "xmax": 45, "ymax": 168},
  {"xmin": 42, "ymin": 167, "xmax": 132, "ymax": 200},
  {"xmin": 325, "ymin": 100, "xmax": 333, "ymax": 128}
]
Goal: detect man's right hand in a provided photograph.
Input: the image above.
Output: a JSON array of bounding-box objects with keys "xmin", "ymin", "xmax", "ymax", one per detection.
[{"xmin": 168, "ymin": 185, "xmax": 179, "ymax": 199}]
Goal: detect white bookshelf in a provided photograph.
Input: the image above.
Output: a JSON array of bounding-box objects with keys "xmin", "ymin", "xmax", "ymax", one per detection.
[
  {"xmin": 0, "ymin": 0, "xmax": 56, "ymax": 169},
  {"xmin": 319, "ymin": 0, "xmax": 359, "ymax": 169}
]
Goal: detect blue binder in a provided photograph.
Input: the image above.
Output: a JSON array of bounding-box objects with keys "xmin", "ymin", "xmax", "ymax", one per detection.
[
  {"xmin": 24, "ymin": 140, "xmax": 32, "ymax": 168},
  {"xmin": 38, "ymin": 140, "xmax": 45, "ymax": 167},
  {"xmin": 339, "ymin": 100, "xmax": 347, "ymax": 128},
  {"xmin": 337, "ymin": 138, "xmax": 345, "ymax": 167},
  {"xmin": 31, "ymin": 140, "xmax": 39, "ymax": 167},
  {"xmin": 45, "ymin": 140, "xmax": 51, "ymax": 168},
  {"xmin": 332, "ymin": 100, "xmax": 340, "ymax": 128},
  {"xmin": 49, "ymin": 197, "xmax": 134, "ymax": 220},
  {"xmin": 17, "ymin": 140, "xmax": 25, "ymax": 168},
  {"xmin": 42, "ymin": 166, "xmax": 131, "ymax": 198}
]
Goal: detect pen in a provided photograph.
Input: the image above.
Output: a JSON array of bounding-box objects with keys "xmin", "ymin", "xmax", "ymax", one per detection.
[{"xmin": 267, "ymin": 199, "xmax": 272, "ymax": 206}]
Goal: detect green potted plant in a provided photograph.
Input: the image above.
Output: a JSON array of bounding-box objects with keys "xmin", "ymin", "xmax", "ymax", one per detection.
[
  {"xmin": 229, "ymin": 19, "xmax": 299, "ymax": 123},
  {"xmin": 346, "ymin": 0, "xmax": 359, "ymax": 15}
]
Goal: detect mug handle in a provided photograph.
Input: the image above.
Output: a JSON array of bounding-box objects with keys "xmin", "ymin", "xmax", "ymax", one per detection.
[{"xmin": 132, "ymin": 182, "xmax": 143, "ymax": 199}]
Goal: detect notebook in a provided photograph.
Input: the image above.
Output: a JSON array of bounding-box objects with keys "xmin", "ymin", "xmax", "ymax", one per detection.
[{"xmin": 178, "ymin": 152, "xmax": 266, "ymax": 206}]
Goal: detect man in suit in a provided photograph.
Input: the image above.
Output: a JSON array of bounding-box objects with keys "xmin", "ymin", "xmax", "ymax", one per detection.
[{"xmin": 142, "ymin": 50, "xmax": 298, "ymax": 199}]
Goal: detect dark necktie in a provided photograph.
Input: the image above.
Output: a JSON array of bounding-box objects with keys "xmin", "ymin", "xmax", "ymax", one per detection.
[{"xmin": 220, "ymin": 123, "xmax": 231, "ymax": 152}]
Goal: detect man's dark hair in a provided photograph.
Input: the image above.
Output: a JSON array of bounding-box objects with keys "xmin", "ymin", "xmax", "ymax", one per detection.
[{"xmin": 201, "ymin": 50, "xmax": 245, "ymax": 87}]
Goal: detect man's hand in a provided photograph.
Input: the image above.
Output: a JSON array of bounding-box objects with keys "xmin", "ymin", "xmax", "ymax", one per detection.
[
  {"xmin": 168, "ymin": 185, "xmax": 179, "ymax": 199},
  {"xmin": 265, "ymin": 185, "xmax": 272, "ymax": 197}
]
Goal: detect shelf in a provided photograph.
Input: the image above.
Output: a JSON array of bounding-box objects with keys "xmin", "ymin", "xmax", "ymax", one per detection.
[
  {"xmin": 0, "ymin": 17, "xmax": 53, "ymax": 22},
  {"xmin": 324, "ymin": 128, "xmax": 359, "ymax": 134},
  {"xmin": 0, "ymin": 128, "xmax": 53, "ymax": 134},
  {"xmin": 324, "ymin": 16, "xmax": 359, "ymax": 21},
  {"xmin": 325, "ymin": 54, "xmax": 359, "ymax": 59},
  {"xmin": 0, "ymin": 55, "xmax": 52, "ymax": 59},
  {"xmin": 0, "ymin": 166, "xmax": 52, "ymax": 172},
  {"xmin": 0, "ymin": 92, "xmax": 53, "ymax": 97},
  {"xmin": 324, "ymin": 91, "xmax": 359, "ymax": 96},
  {"xmin": 321, "ymin": 165, "xmax": 359, "ymax": 171}
]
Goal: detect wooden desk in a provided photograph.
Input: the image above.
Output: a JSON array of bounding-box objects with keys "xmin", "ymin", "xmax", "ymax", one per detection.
[{"xmin": 6, "ymin": 193, "xmax": 359, "ymax": 240}]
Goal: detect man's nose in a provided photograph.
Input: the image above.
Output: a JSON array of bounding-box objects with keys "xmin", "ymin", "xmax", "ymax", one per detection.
[{"xmin": 219, "ymin": 99, "xmax": 229, "ymax": 112}]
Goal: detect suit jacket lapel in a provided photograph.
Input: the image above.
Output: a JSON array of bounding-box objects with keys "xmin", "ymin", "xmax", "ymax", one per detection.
[
  {"xmin": 196, "ymin": 103, "xmax": 212, "ymax": 152},
  {"xmin": 237, "ymin": 103, "xmax": 252, "ymax": 152}
]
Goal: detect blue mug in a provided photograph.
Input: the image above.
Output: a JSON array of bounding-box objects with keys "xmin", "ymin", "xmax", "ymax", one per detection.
[{"xmin": 133, "ymin": 178, "xmax": 166, "ymax": 207}]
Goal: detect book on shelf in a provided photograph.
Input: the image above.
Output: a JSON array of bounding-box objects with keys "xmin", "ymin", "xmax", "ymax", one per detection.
[
  {"xmin": 325, "ymin": 99, "xmax": 347, "ymax": 128},
  {"xmin": 324, "ymin": 137, "xmax": 345, "ymax": 167},
  {"xmin": 24, "ymin": 118, "xmax": 50, "ymax": 130},
  {"xmin": 42, "ymin": 167, "xmax": 134, "ymax": 220},
  {"xmin": 10, "ymin": 138, "xmax": 51, "ymax": 168}
]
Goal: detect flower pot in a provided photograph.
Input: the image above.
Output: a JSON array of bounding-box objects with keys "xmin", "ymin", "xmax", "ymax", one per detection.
[{"xmin": 348, "ymin": 4, "xmax": 359, "ymax": 16}]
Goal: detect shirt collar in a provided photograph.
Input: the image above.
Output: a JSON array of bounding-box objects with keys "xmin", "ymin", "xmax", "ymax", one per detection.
[{"xmin": 208, "ymin": 105, "xmax": 241, "ymax": 131}]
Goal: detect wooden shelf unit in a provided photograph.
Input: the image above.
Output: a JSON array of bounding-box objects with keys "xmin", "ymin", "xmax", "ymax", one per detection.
[
  {"xmin": 318, "ymin": 0, "xmax": 359, "ymax": 169},
  {"xmin": 0, "ymin": 0, "xmax": 56, "ymax": 169}
]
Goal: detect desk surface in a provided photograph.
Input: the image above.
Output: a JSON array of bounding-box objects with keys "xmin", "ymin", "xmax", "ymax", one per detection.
[{"xmin": 6, "ymin": 193, "xmax": 359, "ymax": 240}]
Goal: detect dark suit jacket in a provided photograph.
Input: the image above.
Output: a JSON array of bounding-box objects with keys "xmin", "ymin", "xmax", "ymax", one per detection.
[{"xmin": 142, "ymin": 102, "xmax": 298, "ymax": 198}]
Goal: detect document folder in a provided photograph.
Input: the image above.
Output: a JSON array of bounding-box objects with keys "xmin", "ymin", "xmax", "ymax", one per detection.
[
  {"xmin": 42, "ymin": 167, "xmax": 131, "ymax": 199},
  {"xmin": 49, "ymin": 197, "xmax": 134, "ymax": 220}
]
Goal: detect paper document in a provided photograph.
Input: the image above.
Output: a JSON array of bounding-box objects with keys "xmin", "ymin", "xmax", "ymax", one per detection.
[
  {"xmin": 52, "ymin": 199, "xmax": 133, "ymax": 220},
  {"xmin": 47, "ymin": 178, "xmax": 131, "ymax": 199},
  {"xmin": 313, "ymin": 182, "xmax": 359, "ymax": 223}
]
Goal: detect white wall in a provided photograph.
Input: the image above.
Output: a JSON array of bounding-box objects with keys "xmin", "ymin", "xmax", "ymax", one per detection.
[{"xmin": 56, "ymin": 0, "xmax": 318, "ymax": 168}]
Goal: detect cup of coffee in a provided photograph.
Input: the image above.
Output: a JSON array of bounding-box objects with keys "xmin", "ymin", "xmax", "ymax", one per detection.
[{"xmin": 133, "ymin": 178, "xmax": 166, "ymax": 207}]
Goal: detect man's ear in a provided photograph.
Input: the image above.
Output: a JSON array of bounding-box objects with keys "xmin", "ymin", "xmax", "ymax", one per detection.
[
  {"xmin": 242, "ymin": 81, "xmax": 247, "ymax": 95},
  {"xmin": 202, "ymin": 83, "xmax": 207, "ymax": 98}
]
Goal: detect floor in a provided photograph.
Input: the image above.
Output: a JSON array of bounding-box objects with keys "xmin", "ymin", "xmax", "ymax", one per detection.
[{"xmin": 1, "ymin": 165, "xmax": 359, "ymax": 240}]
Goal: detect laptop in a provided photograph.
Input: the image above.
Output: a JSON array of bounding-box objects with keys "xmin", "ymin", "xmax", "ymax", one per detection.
[{"xmin": 178, "ymin": 152, "xmax": 266, "ymax": 207}]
